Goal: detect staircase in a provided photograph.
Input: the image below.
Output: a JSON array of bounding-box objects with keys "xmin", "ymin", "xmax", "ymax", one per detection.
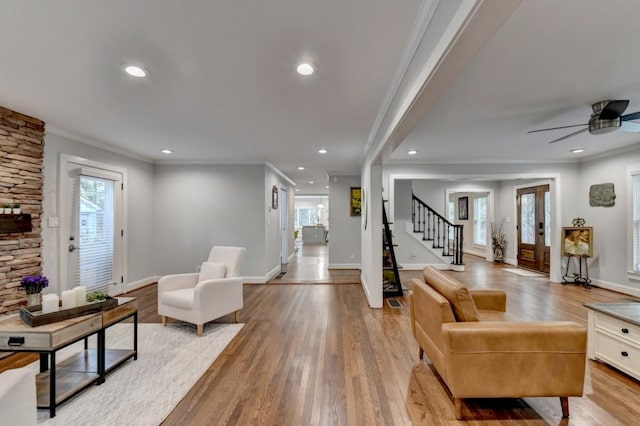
[{"xmin": 411, "ymin": 193, "xmax": 464, "ymax": 271}]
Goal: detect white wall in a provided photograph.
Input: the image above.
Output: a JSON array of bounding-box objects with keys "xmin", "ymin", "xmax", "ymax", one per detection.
[
  {"xmin": 578, "ymin": 146, "xmax": 640, "ymax": 296},
  {"xmin": 153, "ymin": 164, "xmax": 266, "ymax": 279},
  {"xmin": 328, "ymin": 175, "xmax": 361, "ymax": 268},
  {"xmin": 264, "ymin": 166, "xmax": 294, "ymax": 277},
  {"xmin": 360, "ymin": 163, "xmax": 383, "ymax": 308},
  {"xmin": 43, "ymin": 132, "xmax": 156, "ymax": 294}
]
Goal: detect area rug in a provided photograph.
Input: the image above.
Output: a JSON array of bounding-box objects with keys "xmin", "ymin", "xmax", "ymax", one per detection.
[
  {"xmin": 28, "ymin": 322, "xmax": 243, "ymax": 425},
  {"xmin": 503, "ymin": 268, "xmax": 545, "ymax": 277}
]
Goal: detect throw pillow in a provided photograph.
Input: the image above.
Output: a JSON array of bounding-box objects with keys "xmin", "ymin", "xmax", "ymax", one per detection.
[{"xmin": 198, "ymin": 262, "xmax": 226, "ymax": 282}]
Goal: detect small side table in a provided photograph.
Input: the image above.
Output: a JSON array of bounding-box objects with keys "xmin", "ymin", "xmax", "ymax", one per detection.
[{"xmin": 562, "ymin": 254, "xmax": 591, "ymax": 289}]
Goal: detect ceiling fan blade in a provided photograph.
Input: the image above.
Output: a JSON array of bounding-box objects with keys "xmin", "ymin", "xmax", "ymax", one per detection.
[
  {"xmin": 621, "ymin": 121, "xmax": 640, "ymax": 132},
  {"xmin": 599, "ymin": 99, "xmax": 629, "ymax": 119},
  {"xmin": 527, "ymin": 124, "xmax": 587, "ymax": 134},
  {"xmin": 548, "ymin": 128, "xmax": 589, "ymax": 144},
  {"xmin": 621, "ymin": 111, "xmax": 640, "ymax": 122}
]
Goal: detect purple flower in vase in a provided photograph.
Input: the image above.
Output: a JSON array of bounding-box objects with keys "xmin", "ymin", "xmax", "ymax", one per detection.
[{"xmin": 20, "ymin": 275, "xmax": 49, "ymax": 295}]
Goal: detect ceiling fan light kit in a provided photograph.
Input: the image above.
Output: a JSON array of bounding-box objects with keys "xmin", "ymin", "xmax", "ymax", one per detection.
[{"xmin": 529, "ymin": 99, "xmax": 640, "ymax": 143}]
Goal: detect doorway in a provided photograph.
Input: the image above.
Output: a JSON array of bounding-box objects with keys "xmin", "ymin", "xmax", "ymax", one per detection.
[
  {"xmin": 517, "ymin": 184, "xmax": 550, "ymax": 273},
  {"xmin": 60, "ymin": 155, "xmax": 126, "ymax": 295}
]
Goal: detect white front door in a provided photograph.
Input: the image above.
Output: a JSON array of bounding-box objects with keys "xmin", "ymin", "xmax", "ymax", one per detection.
[{"xmin": 63, "ymin": 156, "xmax": 125, "ymax": 295}]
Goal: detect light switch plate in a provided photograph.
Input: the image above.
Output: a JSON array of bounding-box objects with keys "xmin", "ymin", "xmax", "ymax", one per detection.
[{"xmin": 48, "ymin": 217, "xmax": 59, "ymax": 228}]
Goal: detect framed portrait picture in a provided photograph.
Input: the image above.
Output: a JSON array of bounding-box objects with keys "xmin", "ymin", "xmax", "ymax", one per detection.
[
  {"xmin": 350, "ymin": 187, "xmax": 362, "ymax": 216},
  {"xmin": 458, "ymin": 196, "xmax": 468, "ymax": 221},
  {"xmin": 272, "ymin": 185, "xmax": 278, "ymax": 209},
  {"xmin": 561, "ymin": 227, "xmax": 593, "ymax": 257}
]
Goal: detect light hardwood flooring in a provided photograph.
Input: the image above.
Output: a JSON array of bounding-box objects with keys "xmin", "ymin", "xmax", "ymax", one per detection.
[{"xmin": 3, "ymin": 257, "xmax": 640, "ymax": 424}]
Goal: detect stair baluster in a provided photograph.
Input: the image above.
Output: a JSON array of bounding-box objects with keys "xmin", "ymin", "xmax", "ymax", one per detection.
[{"xmin": 411, "ymin": 193, "xmax": 464, "ymax": 266}]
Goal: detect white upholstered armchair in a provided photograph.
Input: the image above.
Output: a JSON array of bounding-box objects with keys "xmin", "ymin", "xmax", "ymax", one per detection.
[{"xmin": 158, "ymin": 246, "xmax": 246, "ymax": 336}]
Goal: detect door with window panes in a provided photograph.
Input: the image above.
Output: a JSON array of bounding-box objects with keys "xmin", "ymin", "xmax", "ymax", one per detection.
[{"xmin": 517, "ymin": 185, "xmax": 550, "ymax": 273}]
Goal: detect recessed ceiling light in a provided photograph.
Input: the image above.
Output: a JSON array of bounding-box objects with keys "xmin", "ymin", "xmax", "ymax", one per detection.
[
  {"xmin": 408, "ymin": 150, "xmax": 418, "ymax": 155},
  {"xmin": 295, "ymin": 188, "xmax": 299, "ymax": 192},
  {"xmin": 325, "ymin": 186, "xmax": 329, "ymax": 189},
  {"xmin": 123, "ymin": 64, "xmax": 147, "ymax": 78},
  {"xmin": 297, "ymin": 166, "xmax": 305, "ymax": 170},
  {"xmin": 161, "ymin": 149, "xmax": 173, "ymax": 154},
  {"xmin": 309, "ymin": 181, "xmax": 314, "ymax": 184},
  {"xmin": 317, "ymin": 204, "xmax": 325, "ymax": 208},
  {"xmin": 570, "ymin": 148, "xmax": 585, "ymax": 153},
  {"xmin": 317, "ymin": 149, "xmax": 328, "ymax": 154},
  {"xmin": 296, "ymin": 62, "xmax": 315, "ymax": 76}
]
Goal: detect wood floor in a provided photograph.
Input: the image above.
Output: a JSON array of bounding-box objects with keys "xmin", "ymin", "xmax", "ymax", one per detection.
[
  {"xmin": 3, "ymin": 256, "xmax": 640, "ymax": 424},
  {"xmin": 269, "ymin": 243, "xmax": 360, "ymax": 284}
]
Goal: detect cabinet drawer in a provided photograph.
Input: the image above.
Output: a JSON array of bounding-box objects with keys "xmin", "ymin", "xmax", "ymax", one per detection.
[
  {"xmin": 594, "ymin": 332, "xmax": 640, "ymax": 378},
  {"xmin": 0, "ymin": 331, "xmax": 51, "ymax": 350},
  {"xmin": 595, "ymin": 313, "xmax": 640, "ymax": 344}
]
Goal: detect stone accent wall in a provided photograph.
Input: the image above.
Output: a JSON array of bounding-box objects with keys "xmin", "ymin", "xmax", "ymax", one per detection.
[{"xmin": 0, "ymin": 107, "xmax": 44, "ymax": 314}]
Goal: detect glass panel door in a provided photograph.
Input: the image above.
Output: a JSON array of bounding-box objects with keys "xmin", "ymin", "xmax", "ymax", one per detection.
[{"xmin": 517, "ymin": 185, "xmax": 550, "ymax": 273}]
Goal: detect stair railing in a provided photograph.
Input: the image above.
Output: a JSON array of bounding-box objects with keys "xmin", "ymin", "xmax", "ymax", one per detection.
[{"xmin": 411, "ymin": 193, "xmax": 464, "ymax": 265}]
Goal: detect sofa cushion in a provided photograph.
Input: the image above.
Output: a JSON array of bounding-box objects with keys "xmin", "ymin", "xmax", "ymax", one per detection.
[
  {"xmin": 423, "ymin": 266, "xmax": 480, "ymax": 322},
  {"xmin": 159, "ymin": 288, "xmax": 194, "ymax": 310},
  {"xmin": 199, "ymin": 262, "xmax": 226, "ymax": 282}
]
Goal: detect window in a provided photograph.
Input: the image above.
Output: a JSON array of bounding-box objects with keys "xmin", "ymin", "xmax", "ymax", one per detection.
[
  {"xmin": 474, "ymin": 196, "xmax": 487, "ymax": 245},
  {"xmin": 295, "ymin": 208, "xmax": 321, "ymax": 227},
  {"xmin": 632, "ymin": 173, "xmax": 640, "ymax": 272}
]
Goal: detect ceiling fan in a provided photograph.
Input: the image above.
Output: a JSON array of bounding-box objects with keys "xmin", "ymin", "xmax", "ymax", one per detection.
[{"xmin": 528, "ymin": 99, "xmax": 640, "ymax": 144}]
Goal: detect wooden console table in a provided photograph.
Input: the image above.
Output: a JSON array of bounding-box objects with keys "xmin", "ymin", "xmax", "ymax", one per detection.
[
  {"xmin": 0, "ymin": 297, "xmax": 137, "ymax": 418},
  {"xmin": 585, "ymin": 303, "xmax": 640, "ymax": 381}
]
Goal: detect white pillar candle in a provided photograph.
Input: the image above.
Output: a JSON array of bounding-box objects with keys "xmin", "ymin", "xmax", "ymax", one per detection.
[
  {"xmin": 41, "ymin": 294, "xmax": 59, "ymax": 313},
  {"xmin": 61, "ymin": 290, "xmax": 76, "ymax": 309},
  {"xmin": 74, "ymin": 286, "xmax": 86, "ymax": 306}
]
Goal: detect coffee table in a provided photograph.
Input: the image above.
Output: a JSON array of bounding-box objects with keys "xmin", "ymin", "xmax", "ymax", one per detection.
[{"xmin": 0, "ymin": 297, "xmax": 138, "ymax": 417}]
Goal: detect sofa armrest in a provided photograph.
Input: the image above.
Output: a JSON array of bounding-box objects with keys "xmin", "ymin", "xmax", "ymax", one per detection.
[
  {"xmin": 194, "ymin": 277, "xmax": 243, "ymax": 311},
  {"xmin": 158, "ymin": 273, "xmax": 198, "ymax": 294},
  {"xmin": 469, "ymin": 289, "xmax": 506, "ymax": 312}
]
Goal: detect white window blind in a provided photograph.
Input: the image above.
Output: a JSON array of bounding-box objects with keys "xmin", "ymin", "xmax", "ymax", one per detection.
[
  {"xmin": 474, "ymin": 196, "xmax": 487, "ymax": 245},
  {"xmin": 633, "ymin": 174, "xmax": 640, "ymax": 272},
  {"xmin": 75, "ymin": 175, "xmax": 115, "ymax": 292}
]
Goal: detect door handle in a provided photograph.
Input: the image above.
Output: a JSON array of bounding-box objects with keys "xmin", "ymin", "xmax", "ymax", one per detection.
[{"xmin": 68, "ymin": 244, "xmax": 79, "ymax": 252}]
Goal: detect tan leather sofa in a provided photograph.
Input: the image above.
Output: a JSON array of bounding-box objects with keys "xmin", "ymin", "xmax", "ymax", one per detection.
[{"xmin": 409, "ymin": 266, "xmax": 587, "ymax": 420}]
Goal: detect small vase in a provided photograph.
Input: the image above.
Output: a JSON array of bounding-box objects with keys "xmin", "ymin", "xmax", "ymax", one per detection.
[
  {"xmin": 26, "ymin": 293, "xmax": 41, "ymax": 307},
  {"xmin": 12, "ymin": 208, "xmax": 20, "ymax": 214}
]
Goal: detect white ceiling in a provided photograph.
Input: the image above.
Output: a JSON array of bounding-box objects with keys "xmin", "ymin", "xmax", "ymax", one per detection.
[
  {"xmin": 392, "ymin": 0, "xmax": 640, "ymax": 164},
  {"xmin": 0, "ymin": 0, "xmax": 422, "ymax": 194},
  {"xmin": 5, "ymin": 1, "xmax": 636, "ymax": 194}
]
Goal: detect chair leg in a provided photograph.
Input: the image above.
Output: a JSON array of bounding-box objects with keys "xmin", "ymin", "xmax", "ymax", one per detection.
[
  {"xmin": 560, "ymin": 396, "xmax": 569, "ymax": 418},
  {"xmin": 197, "ymin": 324, "xmax": 204, "ymax": 337},
  {"xmin": 162, "ymin": 316, "xmax": 167, "ymax": 327},
  {"xmin": 419, "ymin": 347, "xmax": 424, "ymax": 360},
  {"xmin": 234, "ymin": 310, "xmax": 240, "ymax": 323},
  {"xmin": 454, "ymin": 398, "xmax": 463, "ymax": 420}
]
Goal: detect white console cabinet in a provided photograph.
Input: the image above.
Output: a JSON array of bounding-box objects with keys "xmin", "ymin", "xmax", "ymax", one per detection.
[{"xmin": 586, "ymin": 303, "xmax": 640, "ymax": 381}]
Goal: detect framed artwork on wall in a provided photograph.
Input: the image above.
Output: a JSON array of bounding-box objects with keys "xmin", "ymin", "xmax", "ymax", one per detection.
[
  {"xmin": 272, "ymin": 185, "xmax": 278, "ymax": 209},
  {"xmin": 458, "ymin": 196, "xmax": 468, "ymax": 220},
  {"xmin": 562, "ymin": 227, "xmax": 593, "ymax": 257},
  {"xmin": 350, "ymin": 187, "xmax": 362, "ymax": 216}
]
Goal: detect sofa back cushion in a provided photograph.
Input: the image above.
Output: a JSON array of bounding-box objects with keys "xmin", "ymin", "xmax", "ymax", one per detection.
[{"xmin": 423, "ymin": 266, "xmax": 480, "ymax": 322}]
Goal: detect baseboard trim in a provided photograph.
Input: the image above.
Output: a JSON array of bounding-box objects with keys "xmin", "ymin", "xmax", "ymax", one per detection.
[
  {"xmin": 288, "ymin": 252, "xmax": 296, "ymax": 263},
  {"xmin": 328, "ymin": 263, "xmax": 361, "ymax": 269},
  {"xmin": 243, "ymin": 264, "xmax": 281, "ymax": 284},
  {"xmin": 125, "ymin": 276, "xmax": 160, "ymax": 293},
  {"xmin": 590, "ymin": 279, "xmax": 640, "ymax": 298}
]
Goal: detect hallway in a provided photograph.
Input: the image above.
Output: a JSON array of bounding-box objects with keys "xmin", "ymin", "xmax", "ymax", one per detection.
[{"xmin": 269, "ymin": 243, "xmax": 360, "ymax": 284}]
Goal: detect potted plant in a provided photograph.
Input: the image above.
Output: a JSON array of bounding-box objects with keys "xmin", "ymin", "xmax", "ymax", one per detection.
[
  {"xmin": 2, "ymin": 203, "xmax": 11, "ymax": 214},
  {"xmin": 491, "ymin": 219, "xmax": 507, "ymax": 263},
  {"xmin": 20, "ymin": 274, "xmax": 49, "ymax": 306},
  {"xmin": 12, "ymin": 203, "xmax": 20, "ymax": 214}
]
